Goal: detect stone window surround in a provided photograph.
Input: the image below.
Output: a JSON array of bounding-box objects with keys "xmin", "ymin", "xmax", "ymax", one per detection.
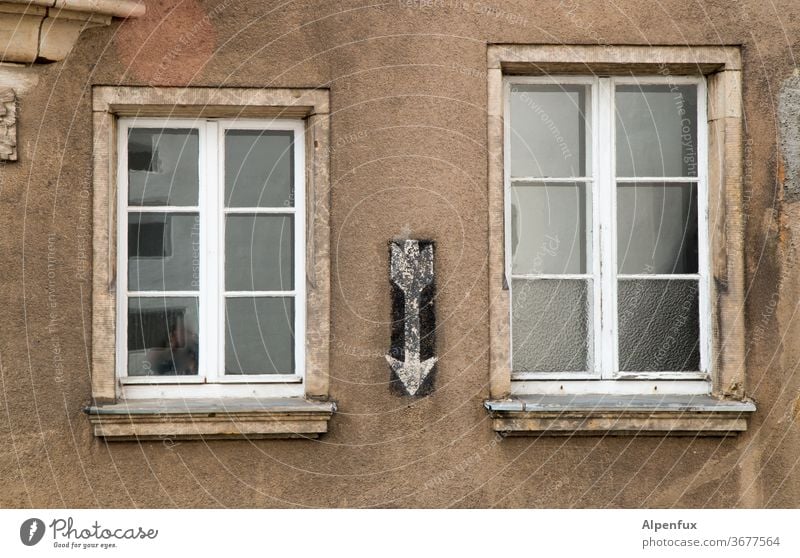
[
  {"xmin": 87, "ymin": 86, "xmax": 334, "ymax": 440},
  {"xmin": 485, "ymin": 44, "xmax": 756, "ymax": 436}
]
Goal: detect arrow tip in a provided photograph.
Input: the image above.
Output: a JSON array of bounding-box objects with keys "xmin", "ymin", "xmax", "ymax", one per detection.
[{"xmin": 385, "ymin": 354, "xmax": 437, "ymax": 396}]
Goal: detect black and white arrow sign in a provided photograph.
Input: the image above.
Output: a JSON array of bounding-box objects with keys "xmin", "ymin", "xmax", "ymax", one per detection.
[{"xmin": 386, "ymin": 239, "xmax": 437, "ymax": 396}]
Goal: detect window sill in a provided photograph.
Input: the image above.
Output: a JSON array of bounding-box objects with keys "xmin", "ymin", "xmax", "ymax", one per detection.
[
  {"xmin": 484, "ymin": 394, "xmax": 755, "ymax": 436},
  {"xmin": 84, "ymin": 397, "xmax": 336, "ymax": 441}
]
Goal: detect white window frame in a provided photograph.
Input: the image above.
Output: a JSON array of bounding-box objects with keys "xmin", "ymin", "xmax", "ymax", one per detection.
[
  {"xmin": 116, "ymin": 117, "xmax": 306, "ymax": 400},
  {"xmin": 504, "ymin": 74, "xmax": 710, "ymax": 396}
]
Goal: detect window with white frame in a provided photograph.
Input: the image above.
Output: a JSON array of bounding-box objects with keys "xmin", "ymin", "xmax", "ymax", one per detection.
[
  {"xmin": 117, "ymin": 118, "xmax": 305, "ymax": 398},
  {"xmin": 505, "ymin": 76, "xmax": 708, "ymax": 392}
]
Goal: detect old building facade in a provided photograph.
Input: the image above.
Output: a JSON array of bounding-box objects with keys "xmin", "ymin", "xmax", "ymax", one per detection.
[{"xmin": 0, "ymin": 0, "xmax": 798, "ymax": 508}]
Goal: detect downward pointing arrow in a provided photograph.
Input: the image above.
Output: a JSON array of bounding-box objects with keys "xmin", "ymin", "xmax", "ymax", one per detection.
[{"xmin": 386, "ymin": 240, "xmax": 437, "ymax": 396}]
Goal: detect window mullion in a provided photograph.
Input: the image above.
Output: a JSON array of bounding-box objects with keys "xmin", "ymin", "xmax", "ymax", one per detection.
[
  {"xmin": 590, "ymin": 78, "xmax": 602, "ymax": 377},
  {"xmin": 116, "ymin": 119, "xmax": 130, "ymax": 382},
  {"xmin": 598, "ymin": 78, "xmax": 617, "ymax": 379},
  {"xmin": 293, "ymin": 122, "xmax": 306, "ymax": 379},
  {"xmin": 697, "ymin": 79, "xmax": 711, "ymax": 374},
  {"xmin": 199, "ymin": 120, "xmax": 220, "ymax": 381}
]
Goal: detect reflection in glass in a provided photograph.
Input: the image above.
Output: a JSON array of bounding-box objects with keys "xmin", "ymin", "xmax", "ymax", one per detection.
[
  {"xmin": 512, "ymin": 279, "xmax": 592, "ymax": 372},
  {"xmin": 617, "ymin": 182, "xmax": 698, "ymax": 274},
  {"xmin": 511, "ymin": 182, "xmax": 591, "ymax": 274},
  {"xmin": 226, "ymin": 215, "xmax": 293, "ymax": 291},
  {"xmin": 128, "ymin": 213, "xmax": 200, "ymax": 291},
  {"xmin": 225, "ymin": 130, "xmax": 294, "ymax": 208},
  {"xmin": 128, "ymin": 128, "xmax": 199, "ymax": 206},
  {"xmin": 225, "ymin": 297, "xmax": 294, "ymax": 374},
  {"xmin": 616, "ymin": 84, "xmax": 697, "ymax": 177},
  {"xmin": 618, "ymin": 279, "xmax": 700, "ymax": 371},
  {"xmin": 509, "ymin": 84, "xmax": 590, "ymax": 178},
  {"xmin": 127, "ymin": 297, "xmax": 199, "ymax": 376}
]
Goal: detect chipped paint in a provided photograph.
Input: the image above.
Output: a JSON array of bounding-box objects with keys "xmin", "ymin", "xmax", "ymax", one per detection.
[{"xmin": 387, "ymin": 239, "xmax": 436, "ymax": 396}]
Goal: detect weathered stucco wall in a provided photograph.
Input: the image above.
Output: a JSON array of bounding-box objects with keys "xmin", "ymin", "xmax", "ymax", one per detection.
[{"xmin": 1, "ymin": 0, "xmax": 800, "ymax": 507}]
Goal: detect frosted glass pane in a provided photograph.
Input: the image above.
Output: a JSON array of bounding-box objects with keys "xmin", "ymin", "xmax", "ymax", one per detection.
[
  {"xmin": 512, "ymin": 279, "xmax": 592, "ymax": 372},
  {"xmin": 226, "ymin": 215, "xmax": 293, "ymax": 291},
  {"xmin": 510, "ymin": 84, "xmax": 590, "ymax": 178},
  {"xmin": 618, "ymin": 279, "xmax": 700, "ymax": 371},
  {"xmin": 617, "ymin": 182, "xmax": 698, "ymax": 274},
  {"xmin": 127, "ymin": 297, "xmax": 199, "ymax": 376},
  {"xmin": 511, "ymin": 182, "xmax": 591, "ymax": 274},
  {"xmin": 225, "ymin": 130, "xmax": 294, "ymax": 207},
  {"xmin": 128, "ymin": 213, "xmax": 200, "ymax": 291},
  {"xmin": 616, "ymin": 84, "xmax": 697, "ymax": 177},
  {"xmin": 128, "ymin": 128, "xmax": 198, "ymax": 206},
  {"xmin": 226, "ymin": 297, "xmax": 294, "ymax": 374}
]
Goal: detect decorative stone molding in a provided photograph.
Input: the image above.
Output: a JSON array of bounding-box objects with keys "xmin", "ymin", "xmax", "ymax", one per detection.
[
  {"xmin": 0, "ymin": 0, "xmax": 144, "ymax": 64},
  {"xmin": 0, "ymin": 86, "xmax": 16, "ymax": 160}
]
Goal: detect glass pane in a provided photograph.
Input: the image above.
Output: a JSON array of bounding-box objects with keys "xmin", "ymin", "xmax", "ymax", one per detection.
[
  {"xmin": 617, "ymin": 182, "xmax": 698, "ymax": 274},
  {"xmin": 225, "ymin": 130, "xmax": 294, "ymax": 207},
  {"xmin": 616, "ymin": 84, "xmax": 697, "ymax": 177},
  {"xmin": 511, "ymin": 182, "xmax": 591, "ymax": 274},
  {"xmin": 226, "ymin": 215, "xmax": 293, "ymax": 291},
  {"xmin": 226, "ymin": 297, "xmax": 294, "ymax": 374},
  {"xmin": 509, "ymin": 84, "xmax": 590, "ymax": 178},
  {"xmin": 512, "ymin": 279, "xmax": 592, "ymax": 372},
  {"xmin": 618, "ymin": 279, "xmax": 700, "ymax": 371},
  {"xmin": 128, "ymin": 213, "xmax": 200, "ymax": 291},
  {"xmin": 127, "ymin": 297, "xmax": 199, "ymax": 376},
  {"xmin": 128, "ymin": 128, "xmax": 198, "ymax": 206}
]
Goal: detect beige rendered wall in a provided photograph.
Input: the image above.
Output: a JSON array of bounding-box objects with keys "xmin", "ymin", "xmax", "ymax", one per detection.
[{"xmin": 0, "ymin": 0, "xmax": 799, "ymax": 507}]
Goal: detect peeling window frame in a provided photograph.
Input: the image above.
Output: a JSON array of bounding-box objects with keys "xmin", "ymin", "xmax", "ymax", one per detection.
[
  {"xmin": 117, "ymin": 117, "xmax": 306, "ymax": 399},
  {"xmin": 504, "ymin": 74, "xmax": 710, "ymax": 395}
]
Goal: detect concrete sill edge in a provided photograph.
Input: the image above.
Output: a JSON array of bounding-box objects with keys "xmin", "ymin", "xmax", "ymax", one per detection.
[
  {"xmin": 84, "ymin": 397, "xmax": 337, "ymax": 441},
  {"xmin": 484, "ymin": 394, "xmax": 756, "ymax": 437}
]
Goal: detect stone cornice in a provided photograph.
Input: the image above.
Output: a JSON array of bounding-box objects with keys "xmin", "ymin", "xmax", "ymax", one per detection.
[{"xmin": 0, "ymin": 0, "xmax": 144, "ymax": 63}]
